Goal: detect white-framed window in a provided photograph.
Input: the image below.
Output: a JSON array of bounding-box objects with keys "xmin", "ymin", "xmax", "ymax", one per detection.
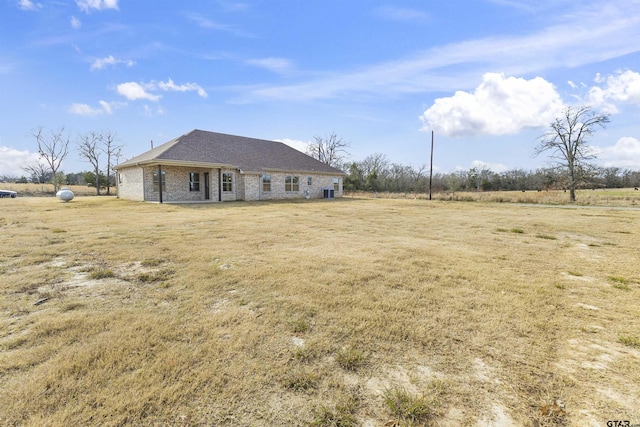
[
  {"xmin": 333, "ymin": 178, "xmax": 339, "ymax": 191},
  {"xmin": 262, "ymin": 174, "xmax": 271, "ymax": 192},
  {"xmin": 222, "ymin": 173, "xmax": 233, "ymax": 192},
  {"xmin": 285, "ymin": 175, "xmax": 299, "ymax": 192},
  {"xmin": 307, "ymin": 176, "xmax": 312, "ymax": 186}
]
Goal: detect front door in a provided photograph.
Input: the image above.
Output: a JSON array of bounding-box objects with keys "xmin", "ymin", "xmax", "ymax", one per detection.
[{"xmin": 204, "ymin": 172, "xmax": 210, "ymax": 200}]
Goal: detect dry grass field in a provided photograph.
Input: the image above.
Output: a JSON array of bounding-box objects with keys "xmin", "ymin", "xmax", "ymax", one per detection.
[
  {"xmin": 0, "ymin": 183, "xmax": 112, "ymax": 197},
  {"xmin": 347, "ymin": 188, "xmax": 640, "ymax": 207},
  {"xmin": 0, "ymin": 196, "xmax": 639, "ymax": 426}
]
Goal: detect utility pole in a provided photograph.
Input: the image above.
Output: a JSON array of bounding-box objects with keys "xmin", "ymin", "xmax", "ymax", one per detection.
[{"xmin": 429, "ymin": 131, "xmax": 434, "ymax": 200}]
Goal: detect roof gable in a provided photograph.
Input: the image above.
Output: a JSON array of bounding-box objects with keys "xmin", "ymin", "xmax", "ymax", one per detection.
[{"xmin": 117, "ymin": 129, "xmax": 344, "ymax": 174}]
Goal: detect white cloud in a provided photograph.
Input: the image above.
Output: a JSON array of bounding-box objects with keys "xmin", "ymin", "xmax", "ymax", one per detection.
[
  {"xmin": 420, "ymin": 73, "xmax": 565, "ymax": 137},
  {"xmin": 18, "ymin": 0, "xmax": 41, "ymax": 11},
  {"xmin": 186, "ymin": 13, "xmax": 249, "ymax": 36},
  {"xmin": 587, "ymin": 69, "xmax": 640, "ymax": 113},
  {"xmin": 70, "ymin": 16, "xmax": 81, "ymax": 28},
  {"xmin": 157, "ymin": 78, "xmax": 208, "ymax": 98},
  {"xmin": 76, "ymin": 0, "xmax": 118, "ymax": 13},
  {"xmin": 143, "ymin": 104, "xmax": 165, "ymax": 117},
  {"xmin": 116, "ymin": 82, "xmax": 161, "ymax": 101},
  {"xmin": 99, "ymin": 100, "xmax": 112, "ymax": 114},
  {"xmin": 68, "ymin": 100, "xmax": 122, "ymax": 116},
  {"xmin": 245, "ymin": 58, "xmax": 293, "ymax": 75},
  {"xmin": 91, "ymin": 55, "xmax": 134, "ymax": 70},
  {"xmin": 69, "ymin": 103, "xmax": 102, "ymax": 116},
  {"xmin": 471, "ymin": 160, "xmax": 508, "ymax": 172},
  {"xmin": 116, "ymin": 79, "xmax": 207, "ymax": 101},
  {"xmin": 595, "ymin": 137, "xmax": 640, "ymax": 169},
  {"xmin": 275, "ymin": 138, "xmax": 309, "ymax": 154},
  {"xmin": 0, "ymin": 147, "xmax": 41, "ymax": 177}
]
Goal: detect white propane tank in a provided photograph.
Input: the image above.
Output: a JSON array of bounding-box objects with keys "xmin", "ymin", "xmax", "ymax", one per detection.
[{"xmin": 56, "ymin": 188, "xmax": 75, "ymax": 202}]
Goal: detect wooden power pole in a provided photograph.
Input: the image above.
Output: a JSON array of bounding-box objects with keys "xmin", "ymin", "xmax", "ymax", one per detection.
[{"xmin": 429, "ymin": 131, "xmax": 434, "ymax": 200}]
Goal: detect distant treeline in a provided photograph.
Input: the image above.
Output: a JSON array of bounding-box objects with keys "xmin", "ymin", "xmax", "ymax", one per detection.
[
  {"xmin": 341, "ymin": 154, "xmax": 640, "ymax": 193},
  {"xmin": 4, "ymin": 160, "xmax": 639, "ymax": 194},
  {"xmin": 1, "ymin": 172, "xmax": 111, "ymax": 189}
]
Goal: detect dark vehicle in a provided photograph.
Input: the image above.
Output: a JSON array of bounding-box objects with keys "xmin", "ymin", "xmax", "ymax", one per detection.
[{"xmin": 0, "ymin": 190, "xmax": 17, "ymax": 198}]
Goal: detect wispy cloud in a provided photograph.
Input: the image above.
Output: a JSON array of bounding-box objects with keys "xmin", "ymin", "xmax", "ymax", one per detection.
[
  {"xmin": 76, "ymin": 0, "xmax": 119, "ymax": 13},
  {"xmin": 68, "ymin": 100, "xmax": 125, "ymax": 116},
  {"xmin": 245, "ymin": 57, "xmax": 294, "ymax": 75},
  {"xmin": 116, "ymin": 79, "xmax": 208, "ymax": 101},
  {"xmin": 91, "ymin": 55, "xmax": 135, "ymax": 70},
  {"xmin": 157, "ymin": 79, "xmax": 208, "ymax": 98},
  {"xmin": 240, "ymin": 2, "xmax": 640, "ymax": 102},
  {"xmin": 17, "ymin": 0, "xmax": 42, "ymax": 11},
  {"xmin": 186, "ymin": 13, "xmax": 251, "ymax": 37},
  {"xmin": 373, "ymin": 6, "xmax": 430, "ymax": 22},
  {"xmin": 215, "ymin": 0, "xmax": 249, "ymax": 12},
  {"xmin": 70, "ymin": 16, "xmax": 81, "ymax": 29}
]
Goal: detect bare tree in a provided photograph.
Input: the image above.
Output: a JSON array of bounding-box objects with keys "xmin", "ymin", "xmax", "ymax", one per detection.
[
  {"xmin": 31, "ymin": 126, "xmax": 70, "ymax": 193},
  {"xmin": 535, "ymin": 106, "xmax": 610, "ymax": 202},
  {"xmin": 22, "ymin": 159, "xmax": 51, "ymax": 184},
  {"xmin": 103, "ymin": 131, "xmax": 123, "ymax": 195},
  {"xmin": 78, "ymin": 132, "xmax": 103, "ymax": 195},
  {"xmin": 306, "ymin": 132, "xmax": 350, "ymax": 169}
]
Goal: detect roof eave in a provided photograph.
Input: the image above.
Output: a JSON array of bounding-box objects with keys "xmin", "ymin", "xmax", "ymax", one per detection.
[
  {"xmin": 115, "ymin": 159, "xmax": 237, "ymax": 170},
  {"xmin": 261, "ymin": 167, "xmax": 345, "ymax": 176}
]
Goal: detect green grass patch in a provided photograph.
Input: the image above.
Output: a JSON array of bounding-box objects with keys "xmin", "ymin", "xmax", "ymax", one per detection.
[
  {"xmin": 619, "ymin": 335, "xmax": 640, "ymax": 349},
  {"xmin": 136, "ymin": 268, "xmax": 175, "ymax": 283},
  {"xmin": 281, "ymin": 368, "xmax": 318, "ymax": 391},
  {"xmin": 311, "ymin": 394, "xmax": 359, "ymax": 427},
  {"xmin": 140, "ymin": 259, "xmax": 165, "ymax": 267},
  {"xmin": 384, "ymin": 386, "xmax": 441, "ymax": 424},
  {"xmin": 336, "ymin": 347, "xmax": 368, "ymax": 371},
  {"xmin": 535, "ymin": 234, "xmax": 557, "ymax": 240},
  {"xmin": 511, "ymin": 228, "xmax": 525, "ymax": 234},
  {"xmin": 88, "ymin": 267, "xmax": 116, "ymax": 280}
]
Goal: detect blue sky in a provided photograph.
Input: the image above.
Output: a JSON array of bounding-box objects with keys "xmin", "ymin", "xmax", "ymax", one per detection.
[{"xmin": 1, "ymin": 0, "xmax": 640, "ymax": 177}]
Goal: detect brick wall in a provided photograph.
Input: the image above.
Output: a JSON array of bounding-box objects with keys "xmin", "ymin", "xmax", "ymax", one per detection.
[
  {"xmin": 118, "ymin": 165, "xmax": 342, "ymax": 202},
  {"xmin": 258, "ymin": 172, "xmax": 342, "ymax": 200},
  {"xmin": 141, "ymin": 166, "xmax": 232, "ymax": 202}
]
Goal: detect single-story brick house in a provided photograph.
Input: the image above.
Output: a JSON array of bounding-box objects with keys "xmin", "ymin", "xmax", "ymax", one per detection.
[{"xmin": 114, "ymin": 129, "xmax": 345, "ymax": 203}]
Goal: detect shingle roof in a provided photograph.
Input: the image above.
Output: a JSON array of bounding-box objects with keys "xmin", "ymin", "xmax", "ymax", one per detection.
[{"xmin": 116, "ymin": 129, "xmax": 344, "ymax": 174}]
